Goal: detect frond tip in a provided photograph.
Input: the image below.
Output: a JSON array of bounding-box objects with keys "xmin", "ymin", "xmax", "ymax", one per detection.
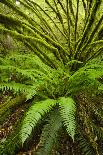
[{"xmin": 59, "ymin": 97, "xmax": 76, "ymax": 141}]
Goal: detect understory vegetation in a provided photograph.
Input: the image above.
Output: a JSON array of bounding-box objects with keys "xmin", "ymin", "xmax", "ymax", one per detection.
[{"xmin": 0, "ymin": 0, "xmax": 103, "ymax": 155}]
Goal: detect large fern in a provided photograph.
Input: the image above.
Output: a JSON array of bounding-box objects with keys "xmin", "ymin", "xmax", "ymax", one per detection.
[{"xmin": 0, "ymin": 0, "xmax": 103, "ymax": 154}]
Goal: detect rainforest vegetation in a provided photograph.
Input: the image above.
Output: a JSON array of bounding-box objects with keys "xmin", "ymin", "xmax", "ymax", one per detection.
[{"xmin": 0, "ymin": 0, "xmax": 103, "ymax": 155}]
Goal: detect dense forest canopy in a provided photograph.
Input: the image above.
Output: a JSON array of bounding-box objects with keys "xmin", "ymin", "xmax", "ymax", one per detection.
[{"xmin": 0, "ymin": 0, "xmax": 103, "ymax": 155}]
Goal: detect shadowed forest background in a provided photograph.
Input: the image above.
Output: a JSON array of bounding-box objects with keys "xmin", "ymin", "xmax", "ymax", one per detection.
[{"xmin": 0, "ymin": 0, "xmax": 103, "ymax": 155}]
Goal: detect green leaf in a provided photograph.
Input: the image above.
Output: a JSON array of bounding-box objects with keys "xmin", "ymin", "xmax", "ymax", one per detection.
[
  {"xmin": 59, "ymin": 97, "xmax": 76, "ymax": 140},
  {"xmin": 20, "ymin": 98, "xmax": 57, "ymax": 144}
]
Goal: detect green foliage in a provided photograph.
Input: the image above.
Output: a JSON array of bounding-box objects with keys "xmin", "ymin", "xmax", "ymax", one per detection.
[
  {"xmin": 0, "ymin": 0, "xmax": 103, "ymax": 154},
  {"xmin": 67, "ymin": 56, "xmax": 103, "ymax": 95},
  {"xmin": 77, "ymin": 132, "xmax": 96, "ymax": 155},
  {"xmin": 37, "ymin": 110, "xmax": 62, "ymax": 155},
  {"xmin": 59, "ymin": 97, "xmax": 76, "ymax": 140},
  {"xmin": 20, "ymin": 98, "xmax": 57, "ymax": 144}
]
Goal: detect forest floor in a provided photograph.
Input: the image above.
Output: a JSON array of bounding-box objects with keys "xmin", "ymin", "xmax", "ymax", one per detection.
[{"xmin": 0, "ymin": 94, "xmax": 33, "ymax": 155}]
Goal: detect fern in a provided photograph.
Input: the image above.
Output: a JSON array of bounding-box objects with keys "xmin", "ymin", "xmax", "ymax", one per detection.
[
  {"xmin": 67, "ymin": 56, "xmax": 103, "ymax": 95},
  {"xmin": 0, "ymin": 53, "xmax": 61, "ymax": 99},
  {"xmin": 19, "ymin": 98, "xmax": 57, "ymax": 144},
  {"xmin": 0, "ymin": 0, "xmax": 103, "ymax": 154},
  {"xmin": 0, "ymin": 82, "xmax": 38, "ymax": 100},
  {"xmin": 59, "ymin": 97, "xmax": 76, "ymax": 140},
  {"xmin": 37, "ymin": 110, "xmax": 62, "ymax": 155}
]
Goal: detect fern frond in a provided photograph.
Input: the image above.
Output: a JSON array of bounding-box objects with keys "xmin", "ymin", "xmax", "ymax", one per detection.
[
  {"xmin": 0, "ymin": 65, "xmax": 36, "ymax": 82},
  {"xmin": 0, "ymin": 132, "xmax": 20, "ymax": 155},
  {"xmin": 77, "ymin": 132, "xmax": 96, "ymax": 155},
  {"xmin": 67, "ymin": 56, "xmax": 103, "ymax": 95},
  {"xmin": 0, "ymin": 53, "xmax": 64, "ymax": 99},
  {"xmin": 0, "ymin": 64, "xmax": 53, "ymax": 83},
  {"xmin": 37, "ymin": 110, "xmax": 62, "ymax": 155},
  {"xmin": 59, "ymin": 97, "xmax": 76, "ymax": 140},
  {"xmin": 0, "ymin": 82, "xmax": 37, "ymax": 100},
  {"xmin": 19, "ymin": 98, "xmax": 57, "ymax": 144}
]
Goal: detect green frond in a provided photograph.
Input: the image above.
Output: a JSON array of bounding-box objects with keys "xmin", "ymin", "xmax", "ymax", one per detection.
[
  {"xmin": 37, "ymin": 110, "xmax": 62, "ymax": 155},
  {"xmin": 67, "ymin": 56, "xmax": 103, "ymax": 95},
  {"xmin": 77, "ymin": 132, "xmax": 96, "ymax": 155},
  {"xmin": 0, "ymin": 65, "xmax": 36, "ymax": 82},
  {"xmin": 0, "ymin": 82, "xmax": 37, "ymax": 100},
  {"xmin": 0, "ymin": 53, "xmax": 62, "ymax": 99},
  {"xmin": 0, "ymin": 63, "xmax": 53, "ymax": 83},
  {"xmin": 59, "ymin": 97, "xmax": 76, "ymax": 140},
  {"xmin": 19, "ymin": 98, "xmax": 57, "ymax": 144},
  {"xmin": 0, "ymin": 132, "xmax": 20, "ymax": 155},
  {"xmin": 3, "ymin": 53, "xmax": 50, "ymax": 71}
]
